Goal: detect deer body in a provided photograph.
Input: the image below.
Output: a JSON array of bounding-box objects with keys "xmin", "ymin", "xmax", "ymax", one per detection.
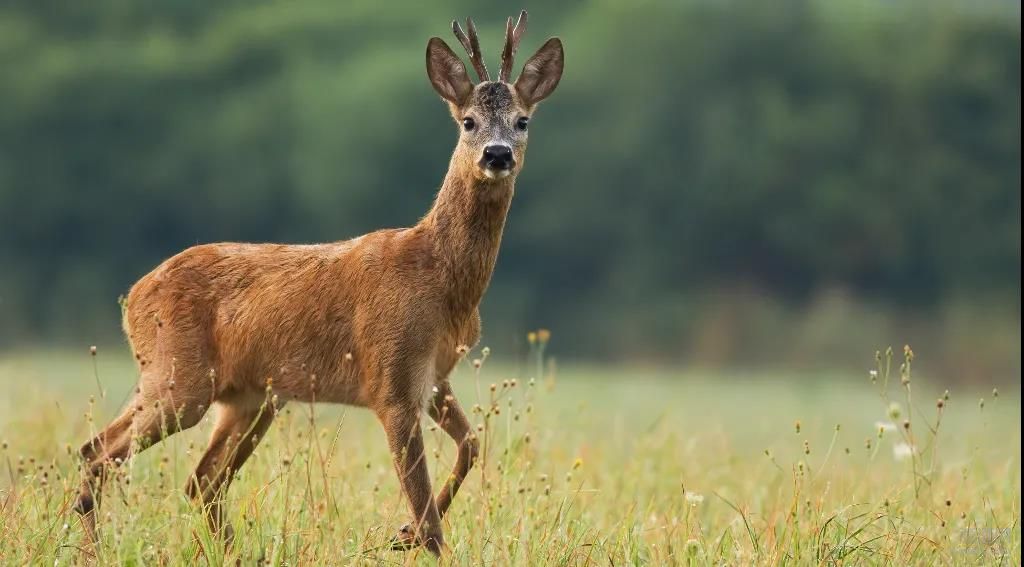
[
  {"xmin": 124, "ymin": 170, "xmax": 509, "ymax": 410},
  {"xmin": 74, "ymin": 11, "xmax": 562, "ymax": 556}
]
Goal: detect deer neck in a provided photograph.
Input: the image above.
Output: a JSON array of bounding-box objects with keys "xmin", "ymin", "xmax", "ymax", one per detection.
[{"xmin": 420, "ymin": 159, "xmax": 514, "ymax": 317}]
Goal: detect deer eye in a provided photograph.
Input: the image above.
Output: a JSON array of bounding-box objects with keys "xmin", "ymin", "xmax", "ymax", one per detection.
[
  {"xmin": 516, "ymin": 117, "xmax": 529, "ymax": 131},
  {"xmin": 462, "ymin": 117, "xmax": 476, "ymax": 131}
]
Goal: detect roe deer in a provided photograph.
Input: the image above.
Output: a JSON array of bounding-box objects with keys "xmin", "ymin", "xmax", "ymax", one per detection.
[{"xmin": 73, "ymin": 10, "xmax": 563, "ymax": 555}]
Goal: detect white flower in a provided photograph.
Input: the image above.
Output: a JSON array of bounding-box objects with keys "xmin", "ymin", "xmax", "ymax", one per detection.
[
  {"xmin": 892, "ymin": 442, "xmax": 916, "ymax": 461},
  {"xmin": 869, "ymin": 370, "xmax": 878, "ymax": 379},
  {"xmin": 685, "ymin": 492, "xmax": 704, "ymax": 505},
  {"xmin": 875, "ymin": 421, "xmax": 898, "ymax": 433}
]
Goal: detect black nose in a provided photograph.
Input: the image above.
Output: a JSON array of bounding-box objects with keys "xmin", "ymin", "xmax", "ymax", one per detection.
[{"xmin": 482, "ymin": 145, "xmax": 514, "ymax": 170}]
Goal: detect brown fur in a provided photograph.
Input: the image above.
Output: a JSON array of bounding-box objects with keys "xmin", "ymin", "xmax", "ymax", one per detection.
[{"xmin": 73, "ymin": 15, "xmax": 563, "ymax": 556}]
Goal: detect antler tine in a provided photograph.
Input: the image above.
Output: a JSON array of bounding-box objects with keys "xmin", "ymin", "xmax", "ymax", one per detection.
[
  {"xmin": 499, "ymin": 10, "xmax": 527, "ymax": 82},
  {"xmin": 452, "ymin": 17, "xmax": 489, "ymax": 82}
]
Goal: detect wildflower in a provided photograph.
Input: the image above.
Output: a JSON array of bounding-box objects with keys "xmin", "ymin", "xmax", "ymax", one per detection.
[
  {"xmin": 685, "ymin": 492, "xmax": 704, "ymax": 506},
  {"xmin": 685, "ymin": 539, "xmax": 701, "ymax": 554},
  {"xmin": 992, "ymin": 388, "xmax": 999, "ymax": 399},
  {"xmin": 936, "ymin": 398, "xmax": 944, "ymax": 409},
  {"xmin": 527, "ymin": 332, "xmax": 537, "ymax": 345},
  {"xmin": 869, "ymin": 370, "xmax": 878, "ymax": 382},
  {"xmin": 892, "ymin": 442, "xmax": 916, "ymax": 461},
  {"xmin": 572, "ymin": 457, "xmax": 583, "ymax": 470},
  {"xmin": 537, "ymin": 329, "xmax": 551, "ymax": 343},
  {"xmin": 887, "ymin": 402, "xmax": 902, "ymax": 420},
  {"xmin": 90, "ymin": 346, "xmax": 97, "ymax": 356}
]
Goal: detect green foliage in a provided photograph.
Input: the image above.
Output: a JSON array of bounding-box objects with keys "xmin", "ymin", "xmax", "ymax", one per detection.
[{"xmin": 0, "ymin": 1, "xmax": 1019, "ymax": 361}]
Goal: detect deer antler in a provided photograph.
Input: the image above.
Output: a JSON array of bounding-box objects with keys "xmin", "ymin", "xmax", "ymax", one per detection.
[
  {"xmin": 452, "ymin": 17, "xmax": 489, "ymax": 82},
  {"xmin": 499, "ymin": 10, "xmax": 527, "ymax": 82}
]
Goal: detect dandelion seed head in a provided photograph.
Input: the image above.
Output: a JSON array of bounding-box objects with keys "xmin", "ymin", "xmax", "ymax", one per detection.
[
  {"xmin": 887, "ymin": 402, "xmax": 902, "ymax": 420},
  {"xmin": 892, "ymin": 442, "xmax": 915, "ymax": 461}
]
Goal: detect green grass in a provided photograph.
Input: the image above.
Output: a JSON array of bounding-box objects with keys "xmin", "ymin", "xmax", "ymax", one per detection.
[{"xmin": 0, "ymin": 345, "xmax": 1019, "ymax": 565}]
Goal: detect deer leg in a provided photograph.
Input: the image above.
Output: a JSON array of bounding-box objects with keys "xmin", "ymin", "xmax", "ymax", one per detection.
[
  {"xmin": 74, "ymin": 383, "xmax": 209, "ymax": 542},
  {"xmin": 74, "ymin": 408, "xmax": 135, "ymax": 542},
  {"xmin": 427, "ymin": 382, "xmax": 478, "ymax": 517},
  {"xmin": 379, "ymin": 405, "xmax": 444, "ymax": 555},
  {"xmin": 185, "ymin": 396, "xmax": 277, "ymax": 539}
]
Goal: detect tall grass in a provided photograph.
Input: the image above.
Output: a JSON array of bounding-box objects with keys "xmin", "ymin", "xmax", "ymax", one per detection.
[{"xmin": 0, "ymin": 341, "xmax": 1019, "ymax": 565}]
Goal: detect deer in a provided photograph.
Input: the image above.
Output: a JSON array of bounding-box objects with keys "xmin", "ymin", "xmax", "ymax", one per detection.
[{"xmin": 72, "ymin": 10, "xmax": 562, "ymax": 556}]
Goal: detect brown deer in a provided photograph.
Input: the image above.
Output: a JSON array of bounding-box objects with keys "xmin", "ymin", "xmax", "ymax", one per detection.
[{"xmin": 73, "ymin": 10, "xmax": 562, "ymax": 556}]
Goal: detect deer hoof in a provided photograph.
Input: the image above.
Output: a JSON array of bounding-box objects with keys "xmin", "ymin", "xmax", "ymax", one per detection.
[{"xmin": 390, "ymin": 524, "xmax": 420, "ymax": 551}]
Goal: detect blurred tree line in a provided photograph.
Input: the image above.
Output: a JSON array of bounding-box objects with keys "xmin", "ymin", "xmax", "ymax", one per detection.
[{"xmin": 0, "ymin": 1, "xmax": 1019, "ymax": 375}]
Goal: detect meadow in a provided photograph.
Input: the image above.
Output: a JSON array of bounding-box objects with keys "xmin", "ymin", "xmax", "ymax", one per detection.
[{"xmin": 0, "ymin": 343, "xmax": 1019, "ymax": 566}]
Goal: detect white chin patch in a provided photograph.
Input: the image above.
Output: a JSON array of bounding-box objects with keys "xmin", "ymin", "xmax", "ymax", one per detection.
[{"xmin": 483, "ymin": 169, "xmax": 511, "ymax": 180}]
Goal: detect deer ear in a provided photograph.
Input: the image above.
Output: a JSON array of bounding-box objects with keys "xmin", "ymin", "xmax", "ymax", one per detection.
[
  {"xmin": 426, "ymin": 37, "xmax": 473, "ymax": 106},
  {"xmin": 515, "ymin": 38, "xmax": 563, "ymax": 108}
]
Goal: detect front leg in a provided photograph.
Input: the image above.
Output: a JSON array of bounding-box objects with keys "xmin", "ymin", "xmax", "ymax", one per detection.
[
  {"xmin": 427, "ymin": 381, "xmax": 478, "ymax": 517},
  {"xmin": 378, "ymin": 404, "xmax": 444, "ymax": 555}
]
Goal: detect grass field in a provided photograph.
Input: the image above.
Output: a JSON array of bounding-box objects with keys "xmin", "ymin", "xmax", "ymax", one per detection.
[{"xmin": 0, "ymin": 344, "xmax": 1019, "ymax": 565}]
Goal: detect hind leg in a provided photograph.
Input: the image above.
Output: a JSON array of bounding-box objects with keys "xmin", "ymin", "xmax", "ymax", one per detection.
[
  {"xmin": 185, "ymin": 394, "xmax": 278, "ymax": 539},
  {"xmin": 74, "ymin": 368, "xmax": 212, "ymax": 542}
]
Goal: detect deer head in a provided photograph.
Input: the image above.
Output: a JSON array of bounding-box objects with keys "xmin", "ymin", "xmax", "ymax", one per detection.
[{"xmin": 426, "ymin": 11, "xmax": 564, "ymax": 182}]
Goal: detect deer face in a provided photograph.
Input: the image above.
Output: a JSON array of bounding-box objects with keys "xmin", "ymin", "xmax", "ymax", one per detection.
[{"xmin": 426, "ymin": 14, "xmax": 563, "ymax": 183}]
